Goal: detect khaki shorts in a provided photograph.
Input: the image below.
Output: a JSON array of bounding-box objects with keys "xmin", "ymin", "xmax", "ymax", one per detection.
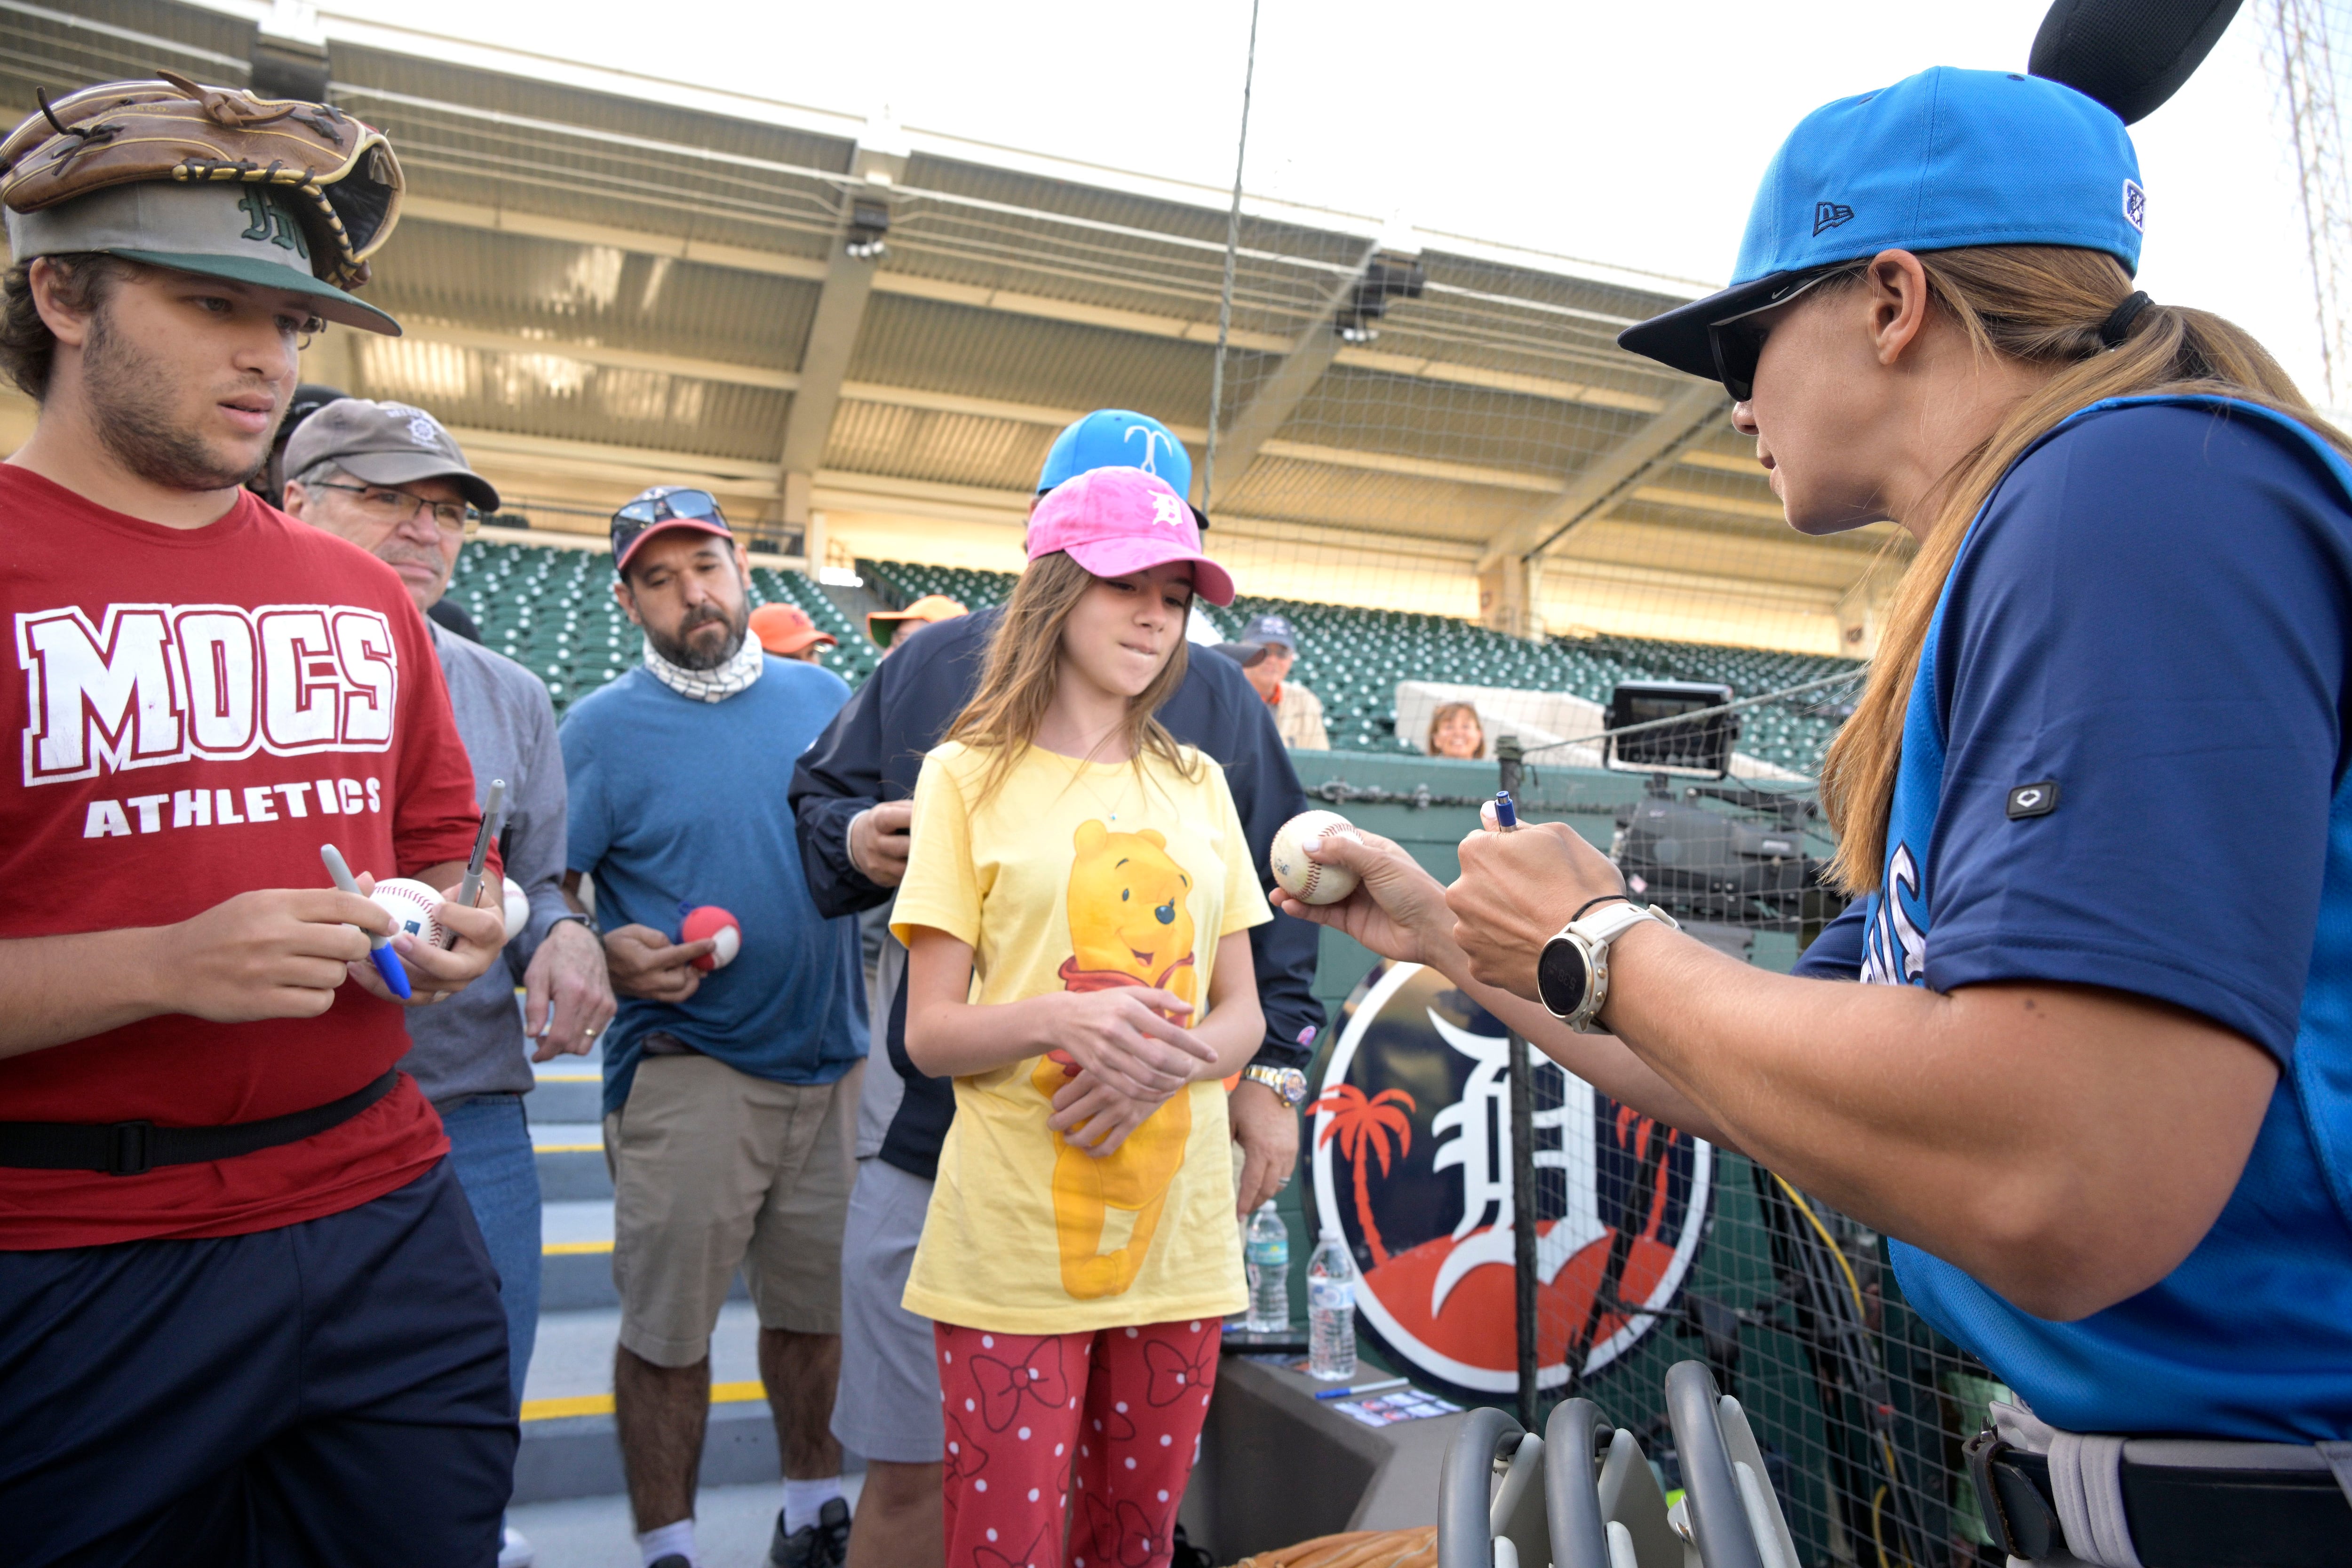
[{"xmin": 603, "ymin": 1053, "xmax": 859, "ymax": 1368}]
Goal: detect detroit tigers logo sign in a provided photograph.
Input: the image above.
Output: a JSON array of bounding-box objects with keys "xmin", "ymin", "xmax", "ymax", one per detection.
[{"xmin": 1309, "ymin": 961, "xmax": 1712, "ymax": 1401}]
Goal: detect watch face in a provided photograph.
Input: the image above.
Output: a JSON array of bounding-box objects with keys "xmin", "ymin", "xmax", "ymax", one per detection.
[{"xmin": 1537, "ymin": 937, "xmax": 1590, "ymax": 1019}]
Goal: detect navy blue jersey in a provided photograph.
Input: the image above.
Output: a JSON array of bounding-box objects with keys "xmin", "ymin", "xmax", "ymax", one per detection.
[{"xmin": 1795, "ymin": 397, "xmax": 2352, "ymax": 1440}]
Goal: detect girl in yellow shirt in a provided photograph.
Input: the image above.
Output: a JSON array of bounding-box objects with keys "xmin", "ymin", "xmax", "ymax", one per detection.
[{"xmin": 893, "ymin": 466, "xmax": 1269, "ymax": 1568}]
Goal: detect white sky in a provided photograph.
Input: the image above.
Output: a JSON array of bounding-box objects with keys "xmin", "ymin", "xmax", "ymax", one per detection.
[{"xmin": 327, "ymin": 0, "xmax": 2328, "ymax": 398}]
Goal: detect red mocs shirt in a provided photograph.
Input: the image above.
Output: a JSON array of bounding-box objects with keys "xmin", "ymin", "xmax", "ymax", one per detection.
[{"xmin": 0, "ymin": 469, "xmax": 485, "ymax": 1248}]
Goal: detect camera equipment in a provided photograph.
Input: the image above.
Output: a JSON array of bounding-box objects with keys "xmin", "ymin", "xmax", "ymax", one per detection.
[
  {"xmin": 1612, "ymin": 777, "xmax": 1844, "ymax": 932},
  {"xmin": 1606, "ymin": 681, "xmax": 1737, "ymax": 779}
]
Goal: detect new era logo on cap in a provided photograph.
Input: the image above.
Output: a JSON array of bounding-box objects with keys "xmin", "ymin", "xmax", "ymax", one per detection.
[
  {"xmin": 2123, "ymin": 178, "xmax": 2147, "ymax": 232},
  {"xmin": 1812, "ymin": 200, "xmax": 1855, "ymax": 236}
]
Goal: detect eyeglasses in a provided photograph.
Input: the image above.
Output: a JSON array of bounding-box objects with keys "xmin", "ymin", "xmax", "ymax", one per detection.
[
  {"xmin": 312, "ymin": 480, "xmax": 481, "ymax": 538},
  {"xmin": 1706, "ymin": 265, "xmax": 1864, "ymax": 402}
]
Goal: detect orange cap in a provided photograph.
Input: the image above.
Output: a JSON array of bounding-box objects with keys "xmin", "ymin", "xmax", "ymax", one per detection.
[
  {"xmin": 867, "ymin": 593, "xmax": 969, "ymax": 647},
  {"xmin": 748, "ymin": 603, "xmax": 837, "ymax": 656}
]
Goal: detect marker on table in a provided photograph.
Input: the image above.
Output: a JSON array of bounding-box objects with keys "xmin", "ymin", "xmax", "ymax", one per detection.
[
  {"xmin": 451, "ymin": 779, "xmax": 507, "ymax": 948},
  {"xmin": 1314, "ymin": 1376, "xmax": 1411, "ymax": 1401},
  {"xmin": 1493, "ymin": 790, "xmax": 1519, "ymax": 831},
  {"xmin": 321, "ymin": 843, "xmax": 411, "ymax": 1001}
]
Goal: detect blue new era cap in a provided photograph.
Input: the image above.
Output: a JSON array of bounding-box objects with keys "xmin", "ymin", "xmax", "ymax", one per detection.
[
  {"xmin": 1037, "ymin": 409, "xmax": 1193, "ymax": 498},
  {"xmin": 1619, "ymin": 67, "xmax": 2144, "ymax": 384}
]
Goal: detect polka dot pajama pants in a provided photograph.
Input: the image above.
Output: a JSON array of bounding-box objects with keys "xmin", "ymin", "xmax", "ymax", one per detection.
[{"xmin": 934, "ymin": 1317, "xmax": 1221, "ymax": 1568}]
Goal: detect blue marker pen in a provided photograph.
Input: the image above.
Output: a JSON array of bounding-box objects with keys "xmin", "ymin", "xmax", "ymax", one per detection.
[
  {"xmin": 321, "ymin": 843, "xmax": 412, "ymax": 1000},
  {"xmin": 1494, "ymin": 790, "xmax": 1519, "ymax": 831}
]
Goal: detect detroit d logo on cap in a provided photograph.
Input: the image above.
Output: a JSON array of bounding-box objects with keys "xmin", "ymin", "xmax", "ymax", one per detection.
[{"xmin": 1309, "ymin": 961, "xmax": 1711, "ymax": 1401}]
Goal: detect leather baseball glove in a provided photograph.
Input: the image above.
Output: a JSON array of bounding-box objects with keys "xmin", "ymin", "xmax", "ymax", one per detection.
[{"xmin": 0, "ymin": 71, "xmax": 402, "ymax": 288}]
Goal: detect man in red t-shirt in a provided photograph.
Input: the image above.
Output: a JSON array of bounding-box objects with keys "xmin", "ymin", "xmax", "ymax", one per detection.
[{"xmin": 0, "ymin": 82, "xmax": 516, "ymax": 1568}]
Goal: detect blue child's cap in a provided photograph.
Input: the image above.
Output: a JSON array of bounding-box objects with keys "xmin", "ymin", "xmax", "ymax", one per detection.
[
  {"xmin": 1619, "ymin": 67, "xmax": 2144, "ymax": 383},
  {"xmin": 1036, "ymin": 409, "xmax": 1193, "ymax": 498}
]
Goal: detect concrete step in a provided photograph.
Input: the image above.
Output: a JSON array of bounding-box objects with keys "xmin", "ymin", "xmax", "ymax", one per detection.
[
  {"xmin": 517, "ymin": 1305, "xmax": 802, "ymax": 1505},
  {"xmin": 508, "ymin": 1476, "xmax": 866, "ymax": 1568},
  {"xmin": 532, "ymin": 1121, "xmax": 611, "ymax": 1202},
  {"xmin": 525, "ymin": 1070, "xmax": 603, "ymax": 1125}
]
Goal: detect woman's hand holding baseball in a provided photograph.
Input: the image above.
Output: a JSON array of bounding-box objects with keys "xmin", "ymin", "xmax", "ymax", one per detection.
[{"xmin": 1270, "ymin": 825, "xmax": 1460, "ymax": 970}]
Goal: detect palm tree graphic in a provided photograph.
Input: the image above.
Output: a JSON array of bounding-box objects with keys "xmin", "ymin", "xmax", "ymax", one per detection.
[{"xmin": 1309, "ymin": 1083, "xmax": 1416, "ymax": 1267}]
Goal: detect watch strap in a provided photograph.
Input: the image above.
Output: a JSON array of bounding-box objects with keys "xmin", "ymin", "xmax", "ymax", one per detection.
[
  {"xmin": 1241, "ymin": 1064, "xmax": 1307, "ymax": 1106},
  {"xmin": 1572, "ymin": 899, "xmax": 1658, "ymax": 946}
]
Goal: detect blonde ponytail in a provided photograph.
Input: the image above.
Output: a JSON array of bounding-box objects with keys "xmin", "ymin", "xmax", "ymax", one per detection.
[{"xmin": 1819, "ymin": 246, "xmax": 2352, "ymax": 893}]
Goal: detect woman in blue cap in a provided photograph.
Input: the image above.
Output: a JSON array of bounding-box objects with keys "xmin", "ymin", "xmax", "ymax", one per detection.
[{"xmin": 1282, "ymin": 63, "xmax": 2352, "ymax": 1563}]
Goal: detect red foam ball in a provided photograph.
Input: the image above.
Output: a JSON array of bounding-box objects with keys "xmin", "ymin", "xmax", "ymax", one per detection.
[{"xmin": 680, "ymin": 905, "xmax": 741, "ymax": 972}]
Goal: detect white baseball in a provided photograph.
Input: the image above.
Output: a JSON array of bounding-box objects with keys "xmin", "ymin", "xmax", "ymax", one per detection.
[
  {"xmin": 1270, "ymin": 810, "xmax": 1363, "ymax": 906},
  {"xmin": 370, "ymin": 878, "xmax": 445, "ymax": 947},
  {"xmin": 501, "ymin": 876, "xmax": 529, "ymax": 945}
]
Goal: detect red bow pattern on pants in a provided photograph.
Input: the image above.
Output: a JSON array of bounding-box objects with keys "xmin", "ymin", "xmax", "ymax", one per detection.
[{"xmin": 936, "ymin": 1318, "xmax": 1221, "ymax": 1568}]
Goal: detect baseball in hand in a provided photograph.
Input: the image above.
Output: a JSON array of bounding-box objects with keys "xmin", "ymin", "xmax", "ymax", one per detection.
[
  {"xmin": 1270, "ymin": 810, "xmax": 1363, "ymax": 906},
  {"xmin": 501, "ymin": 876, "xmax": 529, "ymax": 945},
  {"xmin": 370, "ymin": 878, "xmax": 446, "ymax": 947},
  {"xmin": 680, "ymin": 905, "xmax": 742, "ymax": 971}
]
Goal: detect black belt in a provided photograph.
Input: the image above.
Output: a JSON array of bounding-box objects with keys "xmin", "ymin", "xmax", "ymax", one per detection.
[
  {"xmin": 0, "ymin": 1069, "xmax": 402, "ymax": 1175},
  {"xmin": 1967, "ymin": 1428, "xmax": 2352, "ymax": 1568}
]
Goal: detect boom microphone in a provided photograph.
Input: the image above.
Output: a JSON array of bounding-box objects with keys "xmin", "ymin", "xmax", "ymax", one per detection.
[{"xmin": 2029, "ymin": 0, "xmax": 2245, "ymax": 123}]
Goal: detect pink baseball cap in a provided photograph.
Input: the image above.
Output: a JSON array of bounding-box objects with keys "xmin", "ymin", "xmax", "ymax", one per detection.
[{"xmin": 1026, "ymin": 467, "xmax": 1235, "ymax": 605}]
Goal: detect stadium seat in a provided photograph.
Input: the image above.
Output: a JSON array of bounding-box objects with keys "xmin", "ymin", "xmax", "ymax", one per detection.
[{"xmin": 453, "ymin": 545, "xmax": 1856, "ymax": 768}]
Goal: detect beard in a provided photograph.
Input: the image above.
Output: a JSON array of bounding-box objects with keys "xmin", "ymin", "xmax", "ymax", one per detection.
[
  {"xmin": 83, "ymin": 306, "xmax": 270, "ymax": 493},
  {"xmin": 647, "ymin": 601, "xmax": 748, "ymax": 671}
]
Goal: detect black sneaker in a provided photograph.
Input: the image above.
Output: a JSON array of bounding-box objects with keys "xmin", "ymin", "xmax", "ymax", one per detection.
[
  {"xmin": 649, "ymin": 1558, "xmax": 691, "ymax": 1568},
  {"xmin": 767, "ymin": 1496, "xmax": 850, "ymax": 1568}
]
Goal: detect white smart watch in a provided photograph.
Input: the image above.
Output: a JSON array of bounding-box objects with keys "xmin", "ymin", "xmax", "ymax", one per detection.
[{"xmin": 1534, "ymin": 897, "xmax": 1680, "ymax": 1034}]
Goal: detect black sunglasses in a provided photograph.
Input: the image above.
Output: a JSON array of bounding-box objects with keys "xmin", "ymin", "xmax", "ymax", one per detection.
[{"xmin": 1706, "ymin": 266, "xmax": 1864, "ymax": 402}]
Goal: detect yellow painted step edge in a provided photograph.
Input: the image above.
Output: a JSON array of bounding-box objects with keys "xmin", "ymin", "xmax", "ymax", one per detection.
[
  {"xmin": 543, "ymin": 1240, "xmax": 612, "ymax": 1255},
  {"xmin": 534, "ymin": 1143, "xmax": 601, "ymax": 1154},
  {"xmin": 523, "ymin": 1380, "xmax": 766, "ymax": 1423},
  {"xmin": 535, "ymin": 1073, "xmax": 599, "ymax": 1082}
]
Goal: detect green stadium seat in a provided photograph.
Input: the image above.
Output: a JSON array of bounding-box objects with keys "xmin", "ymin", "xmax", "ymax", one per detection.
[{"xmin": 453, "ymin": 546, "xmax": 1856, "ymax": 766}]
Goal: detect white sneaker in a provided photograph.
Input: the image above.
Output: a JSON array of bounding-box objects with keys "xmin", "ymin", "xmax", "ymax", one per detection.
[{"xmin": 497, "ymin": 1525, "xmax": 535, "ymax": 1568}]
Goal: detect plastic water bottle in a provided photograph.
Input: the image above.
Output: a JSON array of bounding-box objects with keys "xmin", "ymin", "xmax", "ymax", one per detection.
[
  {"xmin": 1307, "ymin": 1228, "xmax": 1359, "ymax": 1380},
  {"xmin": 1243, "ymin": 1202, "xmax": 1290, "ymax": 1332}
]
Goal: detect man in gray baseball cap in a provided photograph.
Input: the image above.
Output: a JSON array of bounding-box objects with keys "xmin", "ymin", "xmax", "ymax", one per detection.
[
  {"xmin": 284, "ymin": 398, "xmax": 614, "ymax": 1568},
  {"xmin": 284, "ymin": 398, "xmax": 499, "ymax": 603}
]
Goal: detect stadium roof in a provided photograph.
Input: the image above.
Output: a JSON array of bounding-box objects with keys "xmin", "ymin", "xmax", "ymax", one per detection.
[{"xmin": 6, "ymin": 0, "xmax": 1910, "ymax": 654}]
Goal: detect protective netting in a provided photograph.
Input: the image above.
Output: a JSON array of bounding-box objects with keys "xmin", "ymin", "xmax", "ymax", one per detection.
[{"xmin": 1193, "ymin": 237, "xmax": 1912, "ymax": 664}]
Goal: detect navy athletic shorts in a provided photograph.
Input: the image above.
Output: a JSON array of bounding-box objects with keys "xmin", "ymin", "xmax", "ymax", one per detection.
[{"xmin": 0, "ymin": 1159, "xmax": 516, "ymax": 1568}]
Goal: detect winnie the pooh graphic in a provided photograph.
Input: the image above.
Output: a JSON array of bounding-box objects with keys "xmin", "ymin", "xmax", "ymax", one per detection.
[{"xmin": 1033, "ymin": 819, "xmax": 1200, "ymax": 1299}]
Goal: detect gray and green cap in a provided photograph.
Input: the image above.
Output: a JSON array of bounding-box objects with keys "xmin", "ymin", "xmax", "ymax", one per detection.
[{"xmin": 7, "ymin": 182, "xmax": 400, "ymax": 335}]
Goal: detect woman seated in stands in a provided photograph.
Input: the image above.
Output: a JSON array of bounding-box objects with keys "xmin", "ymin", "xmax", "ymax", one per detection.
[{"xmin": 1427, "ymin": 700, "xmax": 1485, "ymax": 760}]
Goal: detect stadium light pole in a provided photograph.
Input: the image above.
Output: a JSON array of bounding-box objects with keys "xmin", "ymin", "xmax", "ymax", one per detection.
[{"xmin": 1203, "ymin": 0, "xmax": 1262, "ymax": 507}]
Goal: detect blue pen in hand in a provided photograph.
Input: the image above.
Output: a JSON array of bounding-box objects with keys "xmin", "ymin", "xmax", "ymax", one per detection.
[
  {"xmin": 321, "ymin": 843, "xmax": 412, "ymax": 1001},
  {"xmin": 1493, "ymin": 790, "xmax": 1519, "ymax": 831}
]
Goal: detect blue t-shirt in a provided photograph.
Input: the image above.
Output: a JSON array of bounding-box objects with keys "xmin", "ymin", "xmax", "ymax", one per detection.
[
  {"xmin": 563, "ymin": 660, "xmax": 867, "ymax": 1115},
  {"xmin": 1796, "ymin": 397, "xmax": 2352, "ymax": 1441}
]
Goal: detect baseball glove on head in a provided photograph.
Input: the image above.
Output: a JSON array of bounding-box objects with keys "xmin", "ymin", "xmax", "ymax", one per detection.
[{"xmin": 0, "ymin": 71, "xmax": 402, "ymax": 290}]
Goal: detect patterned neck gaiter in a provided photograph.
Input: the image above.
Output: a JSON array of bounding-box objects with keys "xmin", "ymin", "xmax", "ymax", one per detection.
[{"xmin": 642, "ymin": 628, "xmax": 763, "ymax": 702}]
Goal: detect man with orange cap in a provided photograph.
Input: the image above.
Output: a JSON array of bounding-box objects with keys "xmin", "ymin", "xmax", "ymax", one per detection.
[{"xmin": 751, "ymin": 603, "xmax": 839, "ymax": 665}]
